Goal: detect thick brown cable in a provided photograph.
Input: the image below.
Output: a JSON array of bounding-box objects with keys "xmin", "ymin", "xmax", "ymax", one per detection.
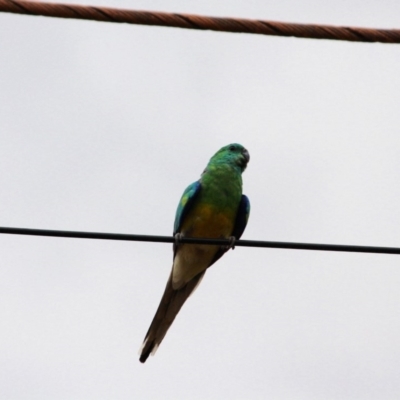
[{"xmin": 0, "ymin": 0, "xmax": 399, "ymax": 43}]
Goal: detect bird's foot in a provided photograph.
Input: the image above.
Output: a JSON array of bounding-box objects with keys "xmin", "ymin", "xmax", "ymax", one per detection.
[
  {"xmin": 226, "ymin": 236, "xmax": 236, "ymax": 250},
  {"xmin": 174, "ymin": 232, "xmax": 184, "ymax": 246}
]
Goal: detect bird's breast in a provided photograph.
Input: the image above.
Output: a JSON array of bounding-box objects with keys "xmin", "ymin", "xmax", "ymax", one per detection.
[{"xmin": 180, "ymin": 203, "xmax": 235, "ymax": 238}]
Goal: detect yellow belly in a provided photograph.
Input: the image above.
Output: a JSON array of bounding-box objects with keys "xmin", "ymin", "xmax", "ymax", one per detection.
[
  {"xmin": 180, "ymin": 203, "xmax": 235, "ymax": 238},
  {"xmin": 172, "ymin": 203, "xmax": 235, "ymax": 289}
]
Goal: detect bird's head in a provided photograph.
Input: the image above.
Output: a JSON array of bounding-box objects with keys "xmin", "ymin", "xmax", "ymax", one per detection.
[{"xmin": 210, "ymin": 143, "xmax": 250, "ymax": 172}]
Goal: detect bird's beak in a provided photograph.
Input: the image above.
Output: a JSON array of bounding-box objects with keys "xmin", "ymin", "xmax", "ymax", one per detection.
[
  {"xmin": 238, "ymin": 148, "xmax": 250, "ymax": 170},
  {"xmin": 242, "ymin": 149, "xmax": 250, "ymax": 163}
]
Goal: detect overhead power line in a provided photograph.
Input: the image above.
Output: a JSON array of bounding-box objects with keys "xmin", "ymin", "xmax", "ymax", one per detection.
[
  {"xmin": 1, "ymin": 0, "xmax": 400, "ymax": 43},
  {"xmin": 0, "ymin": 226, "xmax": 399, "ymax": 255}
]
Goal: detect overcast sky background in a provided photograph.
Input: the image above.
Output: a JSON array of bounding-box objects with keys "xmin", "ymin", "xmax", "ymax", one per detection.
[{"xmin": 1, "ymin": 1, "xmax": 400, "ymax": 399}]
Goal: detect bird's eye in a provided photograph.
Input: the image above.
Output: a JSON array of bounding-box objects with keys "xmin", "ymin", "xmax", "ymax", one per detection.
[{"xmin": 229, "ymin": 145, "xmax": 236, "ymax": 151}]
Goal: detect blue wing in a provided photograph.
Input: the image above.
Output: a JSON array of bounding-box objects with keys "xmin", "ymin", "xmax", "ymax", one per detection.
[
  {"xmin": 231, "ymin": 194, "xmax": 250, "ymax": 240},
  {"xmin": 173, "ymin": 181, "xmax": 201, "ymax": 235},
  {"xmin": 208, "ymin": 194, "xmax": 250, "ymax": 267}
]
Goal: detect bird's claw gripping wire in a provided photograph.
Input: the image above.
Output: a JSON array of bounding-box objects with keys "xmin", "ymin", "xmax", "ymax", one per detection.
[
  {"xmin": 226, "ymin": 236, "xmax": 236, "ymax": 250},
  {"xmin": 174, "ymin": 232, "xmax": 184, "ymax": 246}
]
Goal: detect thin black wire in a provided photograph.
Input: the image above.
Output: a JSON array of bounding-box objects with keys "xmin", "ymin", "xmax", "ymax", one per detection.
[{"xmin": 0, "ymin": 226, "xmax": 399, "ymax": 255}]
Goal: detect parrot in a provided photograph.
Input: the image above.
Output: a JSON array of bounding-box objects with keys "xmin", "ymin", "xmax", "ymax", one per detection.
[{"xmin": 139, "ymin": 143, "xmax": 250, "ymax": 363}]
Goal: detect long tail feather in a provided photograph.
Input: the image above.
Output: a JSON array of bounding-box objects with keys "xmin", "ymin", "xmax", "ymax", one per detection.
[{"xmin": 139, "ymin": 270, "xmax": 206, "ymax": 363}]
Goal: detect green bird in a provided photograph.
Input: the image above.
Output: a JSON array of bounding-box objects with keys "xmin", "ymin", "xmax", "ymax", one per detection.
[{"xmin": 139, "ymin": 143, "xmax": 250, "ymax": 363}]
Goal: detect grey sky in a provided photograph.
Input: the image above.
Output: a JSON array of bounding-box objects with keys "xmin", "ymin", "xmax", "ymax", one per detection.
[{"xmin": 1, "ymin": 1, "xmax": 400, "ymax": 399}]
